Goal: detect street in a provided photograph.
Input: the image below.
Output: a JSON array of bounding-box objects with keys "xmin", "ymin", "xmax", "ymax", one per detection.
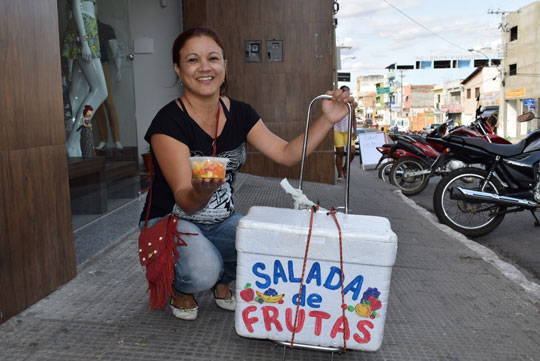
[{"xmin": 404, "ymin": 175, "xmax": 540, "ymax": 285}]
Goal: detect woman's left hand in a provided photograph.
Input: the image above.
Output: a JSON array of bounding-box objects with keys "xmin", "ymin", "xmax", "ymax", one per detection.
[{"xmin": 321, "ymin": 88, "xmax": 356, "ymax": 124}]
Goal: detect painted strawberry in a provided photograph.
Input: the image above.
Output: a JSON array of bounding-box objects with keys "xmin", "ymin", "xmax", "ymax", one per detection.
[
  {"xmin": 240, "ymin": 283, "xmax": 255, "ymax": 302},
  {"xmin": 370, "ymin": 299, "xmax": 382, "ymax": 311}
]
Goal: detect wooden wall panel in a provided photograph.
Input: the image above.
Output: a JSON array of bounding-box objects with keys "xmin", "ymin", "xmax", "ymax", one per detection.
[
  {"xmin": 184, "ymin": 0, "xmax": 336, "ymax": 184},
  {"xmin": 0, "ymin": 151, "xmax": 16, "ymax": 322},
  {"xmin": 183, "ymin": 0, "xmax": 207, "ymax": 29},
  {"xmin": 0, "ymin": 0, "xmax": 76, "ymax": 324},
  {"xmin": 6, "ymin": 147, "xmax": 75, "ymax": 308},
  {"xmin": 1, "ymin": 0, "xmax": 65, "ymax": 151}
]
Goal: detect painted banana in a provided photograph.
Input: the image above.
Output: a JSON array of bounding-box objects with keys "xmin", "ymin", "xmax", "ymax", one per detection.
[{"xmin": 256, "ymin": 290, "xmax": 285, "ymax": 303}]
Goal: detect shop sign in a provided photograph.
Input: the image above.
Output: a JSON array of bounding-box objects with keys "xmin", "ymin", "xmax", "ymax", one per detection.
[
  {"xmin": 376, "ymin": 87, "xmax": 390, "ymax": 94},
  {"xmin": 524, "ymin": 98, "xmax": 535, "ymax": 107},
  {"xmin": 481, "ymin": 92, "xmax": 499, "ymax": 106},
  {"xmin": 506, "ymin": 88, "xmax": 526, "ymax": 98},
  {"xmin": 338, "ymin": 72, "xmax": 351, "ymax": 82},
  {"xmin": 443, "ymin": 104, "xmax": 461, "ymax": 113}
]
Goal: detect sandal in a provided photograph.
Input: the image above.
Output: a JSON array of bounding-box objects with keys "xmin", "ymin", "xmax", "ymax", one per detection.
[
  {"xmin": 212, "ymin": 286, "xmax": 236, "ymax": 311},
  {"xmin": 170, "ymin": 294, "xmax": 199, "ymax": 321}
]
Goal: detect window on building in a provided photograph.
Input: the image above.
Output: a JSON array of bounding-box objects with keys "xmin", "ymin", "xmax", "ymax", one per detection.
[
  {"xmin": 475, "ymin": 87, "xmax": 480, "ymax": 98},
  {"xmin": 510, "ymin": 26, "xmax": 518, "ymax": 41},
  {"xmin": 467, "ymin": 88, "xmax": 471, "ymax": 99},
  {"xmin": 415, "ymin": 61, "xmax": 432, "ymax": 69},
  {"xmin": 433, "ymin": 60, "xmax": 451, "ymax": 68},
  {"xmin": 56, "ymin": 0, "xmax": 141, "ymax": 231},
  {"xmin": 509, "ymin": 64, "xmax": 517, "ymax": 76},
  {"xmin": 491, "ymin": 59, "xmax": 501, "ymax": 66},
  {"xmin": 473, "ymin": 59, "xmax": 489, "ymax": 67},
  {"xmin": 437, "ymin": 94, "xmax": 441, "ymax": 103},
  {"xmin": 457, "ymin": 60, "xmax": 471, "ymax": 68}
]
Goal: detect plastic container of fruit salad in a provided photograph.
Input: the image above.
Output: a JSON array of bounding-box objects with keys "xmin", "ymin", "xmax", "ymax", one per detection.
[
  {"xmin": 190, "ymin": 156, "xmax": 229, "ymax": 179},
  {"xmin": 234, "ymin": 206, "xmax": 397, "ymax": 351}
]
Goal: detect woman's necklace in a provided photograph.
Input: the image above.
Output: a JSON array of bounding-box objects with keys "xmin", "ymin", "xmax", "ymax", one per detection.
[
  {"xmin": 183, "ymin": 97, "xmax": 220, "ymax": 129},
  {"xmin": 183, "ymin": 96, "xmax": 221, "ymax": 156}
]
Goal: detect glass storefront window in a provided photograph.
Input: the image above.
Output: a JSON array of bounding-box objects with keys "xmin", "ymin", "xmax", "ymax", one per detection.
[{"xmin": 57, "ymin": 0, "xmax": 139, "ymax": 229}]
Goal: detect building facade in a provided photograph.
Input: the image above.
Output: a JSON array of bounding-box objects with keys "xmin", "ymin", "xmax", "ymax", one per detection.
[
  {"xmin": 355, "ymin": 75, "xmax": 384, "ymax": 122},
  {"xmin": 504, "ymin": 1, "xmax": 540, "ymax": 139},
  {"xmin": 461, "ymin": 66, "xmax": 500, "ymax": 124},
  {"xmin": 1, "ymin": 0, "xmax": 336, "ymax": 324}
]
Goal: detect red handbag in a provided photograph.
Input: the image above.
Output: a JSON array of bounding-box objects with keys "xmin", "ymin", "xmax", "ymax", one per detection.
[{"xmin": 138, "ymin": 163, "xmax": 195, "ymax": 310}]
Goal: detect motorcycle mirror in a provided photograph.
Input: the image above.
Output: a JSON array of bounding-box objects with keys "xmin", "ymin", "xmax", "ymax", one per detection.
[{"xmin": 517, "ymin": 112, "xmax": 534, "ymax": 123}]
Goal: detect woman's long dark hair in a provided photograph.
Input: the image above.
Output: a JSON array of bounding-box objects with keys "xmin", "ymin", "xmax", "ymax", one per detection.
[{"xmin": 172, "ymin": 26, "xmax": 228, "ymax": 95}]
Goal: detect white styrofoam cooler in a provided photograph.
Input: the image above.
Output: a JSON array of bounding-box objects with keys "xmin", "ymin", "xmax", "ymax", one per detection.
[{"xmin": 235, "ymin": 206, "xmax": 398, "ymax": 352}]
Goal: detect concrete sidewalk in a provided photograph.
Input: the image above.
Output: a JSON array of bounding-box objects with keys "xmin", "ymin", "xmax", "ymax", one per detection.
[{"xmin": 1, "ymin": 166, "xmax": 539, "ymax": 360}]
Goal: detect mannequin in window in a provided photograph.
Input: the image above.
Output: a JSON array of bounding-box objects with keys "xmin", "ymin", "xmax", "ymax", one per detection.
[
  {"xmin": 94, "ymin": 19, "xmax": 124, "ymax": 151},
  {"xmin": 62, "ymin": 0, "xmax": 107, "ymax": 157}
]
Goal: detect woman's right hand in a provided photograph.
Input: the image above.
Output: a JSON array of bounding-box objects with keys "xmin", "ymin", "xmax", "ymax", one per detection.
[
  {"xmin": 191, "ymin": 177, "xmax": 225, "ymax": 198},
  {"xmin": 321, "ymin": 88, "xmax": 355, "ymax": 125}
]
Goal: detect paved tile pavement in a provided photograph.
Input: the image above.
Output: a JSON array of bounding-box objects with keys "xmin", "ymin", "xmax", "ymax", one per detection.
[{"xmin": 1, "ymin": 165, "xmax": 539, "ymax": 360}]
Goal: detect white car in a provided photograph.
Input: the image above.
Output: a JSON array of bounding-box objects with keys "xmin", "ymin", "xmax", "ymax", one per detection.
[
  {"xmin": 354, "ymin": 128, "xmax": 366, "ymax": 155},
  {"xmin": 389, "ymin": 118, "xmax": 410, "ymax": 133},
  {"xmin": 421, "ymin": 123, "xmax": 441, "ymax": 136}
]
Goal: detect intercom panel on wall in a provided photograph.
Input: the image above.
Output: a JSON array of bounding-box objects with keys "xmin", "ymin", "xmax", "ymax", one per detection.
[
  {"xmin": 266, "ymin": 40, "xmax": 283, "ymax": 62},
  {"xmin": 245, "ymin": 40, "xmax": 262, "ymax": 63}
]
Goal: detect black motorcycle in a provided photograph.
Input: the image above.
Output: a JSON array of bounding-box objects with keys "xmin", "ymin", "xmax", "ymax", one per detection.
[{"xmin": 428, "ymin": 112, "xmax": 538, "ymax": 237}]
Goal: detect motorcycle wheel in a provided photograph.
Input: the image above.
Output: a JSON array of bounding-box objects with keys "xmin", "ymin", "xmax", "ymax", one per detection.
[
  {"xmin": 378, "ymin": 161, "xmax": 394, "ymax": 182},
  {"xmin": 433, "ymin": 168, "xmax": 506, "ymax": 237},
  {"xmin": 389, "ymin": 156, "xmax": 431, "ymax": 196}
]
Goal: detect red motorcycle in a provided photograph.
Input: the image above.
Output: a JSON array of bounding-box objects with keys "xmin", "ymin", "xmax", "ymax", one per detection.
[
  {"xmin": 375, "ymin": 133, "xmax": 440, "ymax": 182},
  {"xmin": 384, "ymin": 111, "xmax": 510, "ymax": 195}
]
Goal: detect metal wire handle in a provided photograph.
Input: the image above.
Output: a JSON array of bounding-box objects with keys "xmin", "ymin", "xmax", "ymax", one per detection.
[{"xmin": 298, "ymin": 94, "xmax": 353, "ymax": 214}]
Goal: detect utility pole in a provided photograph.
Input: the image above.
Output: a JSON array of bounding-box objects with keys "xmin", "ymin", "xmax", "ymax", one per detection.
[
  {"xmin": 399, "ymin": 70, "xmax": 404, "ymax": 117},
  {"xmin": 488, "ymin": 9, "xmax": 514, "ymax": 138}
]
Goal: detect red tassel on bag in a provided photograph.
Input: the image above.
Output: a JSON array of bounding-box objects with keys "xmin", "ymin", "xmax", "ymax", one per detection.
[
  {"xmin": 139, "ymin": 216, "xmax": 195, "ymax": 310},
  {"xmin": 139, "ymin": 162, "xmax": 196, "ymax": 310}
]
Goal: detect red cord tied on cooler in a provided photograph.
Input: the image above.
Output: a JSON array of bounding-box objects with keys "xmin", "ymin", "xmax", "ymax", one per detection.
[
  {"xmin": 290, "ymin": 205, "xmax": 348, "ymax": 352},
  {"xmin": 327, "ymin": 206, "xmax": 348, "ymax": 352},
  {"xmin": 290, "ymin": 205, "xmax": 318, "ymax": 349}
]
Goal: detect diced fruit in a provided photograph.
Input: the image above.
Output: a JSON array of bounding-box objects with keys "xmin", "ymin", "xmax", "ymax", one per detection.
[{"xmin": 191, "ymin": 160, "xmax": 226, "ymax": 179}]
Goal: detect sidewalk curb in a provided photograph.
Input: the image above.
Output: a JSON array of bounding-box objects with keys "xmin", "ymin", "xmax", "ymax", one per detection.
[{"xmin": 395, "ymin": 189, "xmax": 540, "ymax": 300}]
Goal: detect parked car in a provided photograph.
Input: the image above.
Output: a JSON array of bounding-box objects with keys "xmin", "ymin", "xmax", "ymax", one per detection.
[
  {"xmin": 421, "ymin": 123, "xmax": 441, "ymax": 136},
  {"xmin": 364, "ymin": 119, "xmax": 373, "ymax": 128},
  {"xmin": 354, "ymin": 128, "xmax": 366, "ymax": 155},
  {"xmin": 389, "ymin": 118, "xmax": 410, "ymax": 133}
]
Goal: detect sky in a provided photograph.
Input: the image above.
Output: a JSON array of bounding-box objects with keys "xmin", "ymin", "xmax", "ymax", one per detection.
[{"xmin": 335, "ymin": 0, "xmax": 537, "ymax": 94}]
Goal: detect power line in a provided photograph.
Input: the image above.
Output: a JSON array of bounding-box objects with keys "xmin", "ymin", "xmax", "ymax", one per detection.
[{"xmin": 382, "ymin": 0, "xmax": 469, "ymax": 52}]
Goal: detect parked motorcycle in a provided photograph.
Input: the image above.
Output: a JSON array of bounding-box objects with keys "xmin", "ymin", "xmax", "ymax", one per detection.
[
  {"xmin": 388, "ymin": 112, "xmax": 511, "ymax": 196},
  {"xmin": 375, "ymin": 133, "xmax": 439, "ymax": 183},
  {"xmin": 375, "ymin": 133, "xmax": 401, "ymax": 182},
  {"xmin": 387, "ymin": 134, "xmax": 441, "ymax": 195},
  {"xmin": 430, "ymin": 112, "xmax": 537, "ymax": 237}
]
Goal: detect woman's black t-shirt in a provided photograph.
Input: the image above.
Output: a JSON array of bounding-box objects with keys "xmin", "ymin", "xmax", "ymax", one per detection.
[{"xmin": 140, "ymin": 97, "xmax": 260, "ymax": 224}]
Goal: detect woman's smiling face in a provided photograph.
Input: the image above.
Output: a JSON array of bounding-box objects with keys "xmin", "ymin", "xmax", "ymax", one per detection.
[{"xmin": 175, "ymin": 35, "xmax": 227, "ymax": 97}]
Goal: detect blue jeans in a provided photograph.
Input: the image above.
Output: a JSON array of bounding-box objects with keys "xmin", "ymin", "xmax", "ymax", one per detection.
[{"xmin": 140, "ymin": 213, "xmax": 241, "ymax": 294}]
